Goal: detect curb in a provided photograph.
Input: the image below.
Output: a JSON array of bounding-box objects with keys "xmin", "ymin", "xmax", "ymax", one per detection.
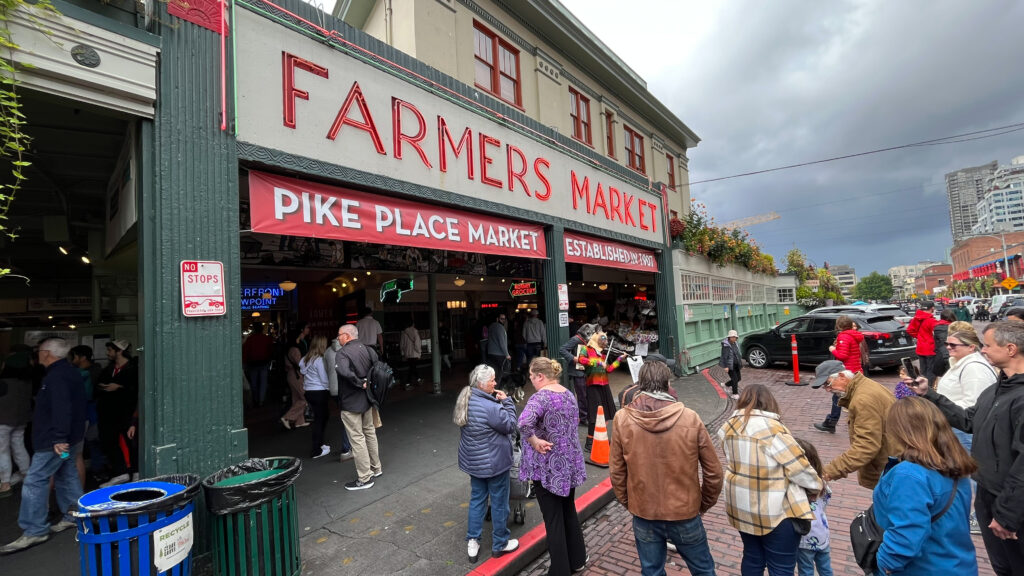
[
  {"xmin": 466, "ymin": 477, "xmax": 615, "ymax": 576},
  {"xmin": 699, "ymin": 368, "xmax": 728, "ymax": 399}
]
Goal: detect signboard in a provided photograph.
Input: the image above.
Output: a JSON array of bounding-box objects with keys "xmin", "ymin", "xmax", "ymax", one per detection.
[
  {"xmin": 249, "ymin": 171, "xmax": 546, "ymax": 259},
  {"xmin": 509, "ymin": 281, "xmax": 538, "ymax": 297},
  {"xmin": 180, "ymin": 260, "xmax": 226, "ymax": 317},
  {"xmin": 562, "ymin": 231, "xmax": 658, "ymax": 273},
  {"xmin": 557, "ymin": 283, "xmax": 569, "ymax": 311},
  {"xmin": 558, "ymin": 311, "xmax": 569, "ymax": 327},
  {"xmin": 1002, "ymin": 277, "xmax": 1019, "ymax": 290},
  {"xmin": 241, "ymin": 285, "xmax": 292, "ymax": 311},
  {"xmin": 380, "ymin": 278, "xmax": 414, "ymax": 304},
  {"xmin": 153, "ymin": 512, "xmax": 193, "ymax": 572},
  {"xmin": 234, "ymin": 9, "xmax": 663, "ymax": 244}
]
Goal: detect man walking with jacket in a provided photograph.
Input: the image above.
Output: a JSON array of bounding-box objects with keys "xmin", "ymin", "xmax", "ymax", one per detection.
[
  {"xmin": 910, "ymin": 321, "xmax": 1024, "ymax": 576},
  {"xmin": 908, "ymin": 301, "xmax": 939, "ymax": 385},
  {"xmin": 335, "ymin": 324, "xmax": 382, "ymax": 491},
  {"xmin": 610, "ymin": 360, "xmax": 723, "ymax": 576},
  {"xmin": 1, "ymin": 338, "xmax": 86, "ymax": 555}
]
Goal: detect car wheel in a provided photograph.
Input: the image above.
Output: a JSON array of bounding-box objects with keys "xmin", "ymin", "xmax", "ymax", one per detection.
[{"xmin": 745, "ymin": 345, "xmax": 771, "ymax": 369}]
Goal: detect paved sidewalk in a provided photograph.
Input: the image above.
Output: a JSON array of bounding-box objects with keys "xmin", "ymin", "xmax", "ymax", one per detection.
[{"xmin": 519, "ymin": 367, "xmax": 997, "ymax": 576}]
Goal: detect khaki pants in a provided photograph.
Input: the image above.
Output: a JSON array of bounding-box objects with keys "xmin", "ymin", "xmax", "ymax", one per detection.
[{"xmin": 340, "ymin": 410, "xmax": 381, "ymax": 483}]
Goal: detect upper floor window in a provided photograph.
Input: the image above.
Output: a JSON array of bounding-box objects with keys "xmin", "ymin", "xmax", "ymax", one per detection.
[
  {"xmin": 666, "ymin": 154, "xmax": 676, "ymax": 191},
  {"xmin": 474, "ymin": 22, "xmax": 520, "ymax": 106},
  {"xmin": 624, "ymin": 125, "xmax": 645, "ymax": 174},
  {"xmin": 569, "ymin": 88, "xmax": 591, "ymax": 145},
  {"xmin": 605, "ymin": 112, "xmax": 615, "ymax": 159}
]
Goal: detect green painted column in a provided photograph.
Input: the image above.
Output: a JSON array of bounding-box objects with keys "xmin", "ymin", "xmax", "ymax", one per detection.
[
  {"xmin": 429, "ymin": 274, "xmax": 440, "ymax": 391},
  {"xmin": 139, "ymin": 12, "xmax": 246, "ymax": 480},
  {"xmin": 655, "ymin": 248, "xmax": 678, "ymax": 367},
  {"xmin": 543, "ymin": 225, "xmax": 569, "ymax": 372}
]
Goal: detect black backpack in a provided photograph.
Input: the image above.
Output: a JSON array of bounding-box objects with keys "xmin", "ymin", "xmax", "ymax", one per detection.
[
  {"xmin": 933, "ymin": 324, "xmax": 950, "ymax": 376},
  {"xmin": 366, "ymin": 347, "xmax": 396, "ymax": 411}
]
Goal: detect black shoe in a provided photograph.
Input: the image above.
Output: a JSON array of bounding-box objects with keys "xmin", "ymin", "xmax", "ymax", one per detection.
[
  {"xmin": 344, "ymin": 479, "xmax": 374, "ymax": 491},
  {"xmin": 814, "ymin": 422, "xmax": 836, "ymax": 433}
]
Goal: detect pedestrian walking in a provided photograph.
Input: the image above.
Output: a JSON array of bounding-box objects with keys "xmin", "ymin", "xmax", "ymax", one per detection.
[
  {"xmin": 400, "ymin": 318, "xmax": 423, "ymax": 390},
  {"xmin": 793, "ymin": 438, "xmax": 833, "ymax": 576},
  {"xmin": 0, "ymin": 338, "xmax": 86, "ymax": 555},
  {"xmin": 243, "ymin": 323, "xmax": 274, "ymax": 407},
  {"xmin": 610, "ymin": 360, "xmax": 722, "ymax": 576},
  {"xmin": 0, "ymin": 356, "xmax": 32, "ymax": 498},
  {"xmin": 718, "ymin": 384, "xmax": 822, "ymax": 576},
  {"xmin": 486, "ymin": 313, "xmax": 511, "ymax": 384},
  {"xmin": 281, "ymin": 324, "xmax": 310, "ymax": 429},
  {"xmin": 335, "ymin": 324, "xmax": 383, "ymax": 490},
  {"xmin": 815, "ymin": 316, "xmax": 865, "ymax": 433},
  {"xmin": 909, "ymin": 321, "xmax": 1024, "ymax": 576},
  {"xmin": 519, "ymin": 357, "xmax": 588, "ymax": 575},
  {"xmin": 453, "ymin": 364, "xmax": 519, "ymax": 562},
  {"xmin": 301, "ymin": 336, "xmax": 333, "ymax": 459},
  {"xmin": 577, "ymin": 331, "xmax": 626, "ymax": 452},
  {"xmin": 872, "ymin": 397, "xmax": 977, "ymax": 575},
  {"xmin": 558, "ymin": 323, "xmax": 599, "ymax": 427},
  {"xmin": 908, "ymin": 301, "xmax": 940, "ymax": 386},
  {"xmin": 719, "ymin": 329, "xmax": 742, "ymax": 399},
  {"xmin": 95, "ymin": 339, "xmax": 138, "ymax": 487},
  {"xmin": 523, "ymin": 309, "xmax": 547, "ymax": 367}
]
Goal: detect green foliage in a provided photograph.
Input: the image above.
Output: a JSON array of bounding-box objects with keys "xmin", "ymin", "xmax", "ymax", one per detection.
[
  {"xmin": 785, "ymin": 249, "xmax": 809, "ymax": 283},
  {"xmin": 853, "ymin": 271, "xmax": 894, "ymax": 301},
  {"xmin": 672, "ymin": 199, "xmax": 777, "ymax": 275}
]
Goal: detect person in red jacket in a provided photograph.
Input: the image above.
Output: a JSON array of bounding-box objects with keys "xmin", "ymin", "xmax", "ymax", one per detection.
[
  {"xmin": 814, "ymin": 315, "xmax": 865, "ymax": 433},
  {"xmin": 908, "ymin": 301, "xmax": 939, "ymax": 386}
]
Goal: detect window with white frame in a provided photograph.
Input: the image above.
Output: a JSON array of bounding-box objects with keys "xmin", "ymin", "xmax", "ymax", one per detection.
[
  {"xmin": 765, "ymin": 285, "xmax": 779, "ymax": 304},
  {"xmin": 680, "ymin": 273, "xmax": 711, "ymax": 302},
  {"xmin": 711, "ymin": 277, "xmax": 735, "ymax": 302},
  {"xmin": 777, "ymin": 287, "xmax": 796, "ymax": 302},
  {"xmin": 735, "ymin": 282, "xmax": 753, "ymax": 303}
]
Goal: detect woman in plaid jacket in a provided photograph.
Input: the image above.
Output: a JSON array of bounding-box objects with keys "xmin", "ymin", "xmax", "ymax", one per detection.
[{"xmin": 718, "ymin": 384, "xmax": 823, "ymax": 576}]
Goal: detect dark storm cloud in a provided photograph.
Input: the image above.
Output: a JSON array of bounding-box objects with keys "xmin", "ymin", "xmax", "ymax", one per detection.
[{"xmin": 565, "ymin": 0, "xmax": 1024, "ymax": 276}]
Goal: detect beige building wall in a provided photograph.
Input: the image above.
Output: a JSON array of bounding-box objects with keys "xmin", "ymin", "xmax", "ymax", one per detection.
[{"xmin": 351, "ymin": 0, "xmax": 693, "ymax": 224}]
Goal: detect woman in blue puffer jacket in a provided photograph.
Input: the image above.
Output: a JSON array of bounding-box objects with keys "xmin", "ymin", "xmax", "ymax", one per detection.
[{"xmin": 453, "ymin": 364, "xmax": 520, "ymax": 563}]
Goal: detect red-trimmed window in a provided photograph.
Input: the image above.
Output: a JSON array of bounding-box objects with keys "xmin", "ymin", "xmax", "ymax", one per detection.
[
  {"xmin": 666, "ymin": 153, "xmax": 676, "ymax": 191},
  {"xmin": 569, "ymin": 88, "xmax": 591, "ymax": 145},
  {"xmin": 624, "ymin": 125, "xmax": 645, "ymax": 173},
  {"xmin": 474, "ymin": 22, "xmax": 521, "ymax": 106},
  {"xmin": 605, "ymin": 112, "xmax": 616, "ymax": 158}
]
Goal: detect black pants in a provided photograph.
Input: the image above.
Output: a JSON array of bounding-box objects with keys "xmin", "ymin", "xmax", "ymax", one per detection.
[
  {"xmin": 97, "ymin": 409, "xmax": 131, "ymax": 476},
  {"xmin": 535, "ymin": 484, "xmax": 587, "ymax": 576},
  {"xmin": 727, "ymin": 364, "xmax": 742, "ymax": 395},
  {"xmin": 919, "ymin": 354, "xmax": 936, "ymax": 386},
  {"xmin": 976, "ymin": 486, "xmax": 1024, "ymax": 576},
  {"xmin": 487, "ymin": 354, "xmax": 507, "ymax": 384},
  {"xmin": 304, "ymin": 390, "xmax": 330, "ymax": 455},
  {"xmin": 404, "ymin": 357, "xmax": 420, "ymax": 385},
  {"xmin": 586, "ymin": 385, "xmax": 616, "ymax": 445}
]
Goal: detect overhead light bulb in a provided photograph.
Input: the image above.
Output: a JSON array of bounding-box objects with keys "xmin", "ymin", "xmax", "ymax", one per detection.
[
  {"xmin": 58, "ymin": 246, "xmax": 68, "ymax": 255},
  {"xmin": 252, "ymin": 311, "xmax": 261, "ymax": 317},
  {"xmin": 453, "ymin": 277, "xmax": 466, "ymax": 287},
  {"xmin": 366, "ymin": 271, "xmax": 371, "ymax": 276},
  {"xmin": 480, "ymin": 277, "xmax": 484, "ymax": 282},
  {"xmin": 342, "ymin": 283, "xmax": 348, "ymax": 288},
  {"xmin": 68, "ymin": 324, "xmax": 77, "ymax": 330},
  {"xmin": 81, "ymin": 255, "xmax": 91, "ymax": 264},
  {"xmin": 278, "ymin": 280, "xmax": 297, "ymax": 291},
  {"xmin": 598, "ymin": 284, "xmax": 608, "ymax": 291},
  {"xmin": 47, "ymin": 315, "xmax": 53, "ymax": 320},
  {"xmin": 332, "ymin": 287, "xmax": 337, "ymax": 292},
  {"xmin": 353, "ymin": 277, "xmax": 358, "ymax": 282}
]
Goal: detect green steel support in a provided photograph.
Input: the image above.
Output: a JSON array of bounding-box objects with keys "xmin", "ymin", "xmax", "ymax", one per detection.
[
  {"xmin": 429, "ymin": 274, "xmax": 440, "ymax": 389},
  {"xmin": 543, "ymin": 225, "xmax": 569, "ymax": 372},
  {"xmin": 656, "ymin": 248, "xmax": 678, "ymax": 367}
]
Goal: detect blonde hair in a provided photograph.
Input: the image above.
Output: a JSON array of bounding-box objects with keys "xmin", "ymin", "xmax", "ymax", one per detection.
[
  {"xmin": 303, "ymin": 335, "xmax": 327, "ymax": 364},
  {"xmin": 948, "ymin": 329, "xmax": 982, "ymax": 351},
  {"xmin": 529, "ymin": 357, "xmax": 562, "ymax": 381}
]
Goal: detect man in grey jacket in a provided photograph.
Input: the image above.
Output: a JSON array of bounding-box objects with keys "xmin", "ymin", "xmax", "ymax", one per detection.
[
  {"xmin": 486, "ymin": 313, "xmax": 511, "ymax": 384},
  {"xmin": 324, "ymin": 339, "xmax": 352, "ymax": 461},
  {"xmin": 335, "ymin": 324, "xmax": 382, "ymax": 491}
]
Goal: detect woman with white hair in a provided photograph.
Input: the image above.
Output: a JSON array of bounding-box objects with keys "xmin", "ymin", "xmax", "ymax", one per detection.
[
  {"xmin": 720, "ymin": 329, "xmax": 742, "ymax": 399},
  {"xmin": 453, "ymin": 364, "xmax": 519, "ymax": 562}
]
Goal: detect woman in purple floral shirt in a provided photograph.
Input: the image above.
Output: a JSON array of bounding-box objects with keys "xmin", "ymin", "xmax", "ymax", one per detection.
[{"xmin": 519, "ymin": 357, "xmax": 588, "ymax": 575}]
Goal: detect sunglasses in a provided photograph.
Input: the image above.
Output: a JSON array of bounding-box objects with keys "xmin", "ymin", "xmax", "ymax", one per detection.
[{"xmin": 945, "ymin": 341, "xmax": 968, "ymax": 349}]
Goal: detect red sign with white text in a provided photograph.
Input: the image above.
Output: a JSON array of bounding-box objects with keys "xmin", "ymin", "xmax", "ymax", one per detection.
[
  {"xmin": 248, "ymin": 172, "xmax": 546, "ymax": 259},
  {"xmin": 563, "ymin": 231, "xmax": 658, "ymax": 273}
]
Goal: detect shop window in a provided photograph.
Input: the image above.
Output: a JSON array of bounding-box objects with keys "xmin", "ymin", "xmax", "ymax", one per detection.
[
  {"xmin": 680, "ymin": 273, "xmax": 711, "ymax": 303},
  {"xmin": 666, "ymin": 153, "xmax": 676, "ymax": 191},
  {"xmin": 474, "ymin": 22, "xmax": 521, "ymax": 106},
  {"xmin": 605, "ymin": 111, "xmax": 615, "ymax": 159},
  {"xmin": 569, "ymin": 88, "xmax": 592, "ymax": 145},
  {"xmin": 624, "ymin": 125, "xmax": 645, "ymax": 174}
]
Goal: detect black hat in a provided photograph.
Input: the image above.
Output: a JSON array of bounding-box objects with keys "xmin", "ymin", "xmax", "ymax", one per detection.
[
  {"xmin": 919, "ymin": 301, "xmax": 935, "ymax": 310},
  {"xmin": 643, "ymin": 353, "xmax": 676, "ymax": 368}
]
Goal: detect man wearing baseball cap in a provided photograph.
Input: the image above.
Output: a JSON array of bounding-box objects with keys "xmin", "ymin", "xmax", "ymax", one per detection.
[{"xmin": 812, "ymin": 359, "xmax": 896, "ymax": 489}]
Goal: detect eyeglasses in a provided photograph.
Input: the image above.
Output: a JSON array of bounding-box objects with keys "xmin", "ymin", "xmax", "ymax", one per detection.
[
  {"xmin": 945, "ymin": 341, "xmax": 968, "ymax": 349},
  {"xmin": 822, "ymin": 374, "xmax": 837, "ymax": 389}
]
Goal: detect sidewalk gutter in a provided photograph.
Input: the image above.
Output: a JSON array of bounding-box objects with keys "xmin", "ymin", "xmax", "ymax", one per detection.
[{"xmin": 467, "ymin": 477, "xmax": 615, "ymax": 576}]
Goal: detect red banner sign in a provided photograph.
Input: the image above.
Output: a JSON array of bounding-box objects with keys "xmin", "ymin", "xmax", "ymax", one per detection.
[
  {"xmin": 563, "ymin": 231, "xmax": 658, "ymax": 273},
  {"xmin": 248, "ymin": 172, "xmax": 546, "ymax": 259}
]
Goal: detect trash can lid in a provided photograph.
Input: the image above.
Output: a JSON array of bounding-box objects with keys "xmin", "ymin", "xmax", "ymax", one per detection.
[
  {"xmin": 79, "ymin": 481, "xmax": 187, "ymax": 513},
  {"xmin": 213, "ymin": 469, "xmax": 284, "ymax": 487}
]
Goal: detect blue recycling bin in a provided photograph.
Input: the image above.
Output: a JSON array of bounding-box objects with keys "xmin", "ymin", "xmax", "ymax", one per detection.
[{"xmin": 75, "ymin": 474, "xmax": 200, "ymax": 576}]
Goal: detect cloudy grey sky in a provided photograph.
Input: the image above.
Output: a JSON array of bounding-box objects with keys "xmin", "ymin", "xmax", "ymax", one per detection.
[{"xmin": 557, "ymin": 0, "xmax": 1024, "ymax": 277}]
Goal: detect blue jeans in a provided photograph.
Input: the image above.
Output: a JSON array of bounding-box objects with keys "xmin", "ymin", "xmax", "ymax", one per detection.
[
  {"xmin": 19, "ymin": 443, "xmax": 83, "ymax": 537},
  {"xmin": 823, "ymin": 394, "xmax": 842, "ymax": 426},
  {"xmin": 953, "ymin": 429, "xmax": 978, "ymax": 509},
  {"xmin": 467, "ymin": 472, "xmax": 510, "ymax": 552},
  {"xmin": 633, "ymin": 515, "xmax": 716, "ymax": 576},
  {"xmin": 797, "ymin": 547, "xmax": 833, "ymax": 576},
  {"xmin": 739, "ymin": 518, "xmax": 801, "ymax": 576}
]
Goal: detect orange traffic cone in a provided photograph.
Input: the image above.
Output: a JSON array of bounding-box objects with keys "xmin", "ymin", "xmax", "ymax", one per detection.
[{"xmin": 587, "ymin": 406, "xmax": 610, "ymax": 468}]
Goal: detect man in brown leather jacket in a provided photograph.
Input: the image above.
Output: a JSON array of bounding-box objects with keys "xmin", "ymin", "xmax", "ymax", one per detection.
[{"xmin": 609, "ymin": 361, "xmax": 722, "ymax": 576}]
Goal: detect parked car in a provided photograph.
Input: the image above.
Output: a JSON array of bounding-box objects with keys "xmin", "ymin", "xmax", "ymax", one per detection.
[
  {"xmin": 810, "ymin": 304, "xmax": 912, "ymax": 326},
  {"xmin": 994, "ymin": 296, "xmax": 1024, "ymax": 319},
  {"xmin": 741, "ymin": 310, "xmax": 917, "ymax": 370}
]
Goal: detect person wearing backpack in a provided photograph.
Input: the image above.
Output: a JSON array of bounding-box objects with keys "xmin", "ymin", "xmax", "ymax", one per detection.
[
  {"xmin": 930, "ymin": 309, "xmax": 955, "ymax": 380},
  {"xmin": 335, "ymin": 324, "xmax": 382, "ymax": 491}
]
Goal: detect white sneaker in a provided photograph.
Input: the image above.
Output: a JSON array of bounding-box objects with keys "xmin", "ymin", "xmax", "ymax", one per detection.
[
  {"xmin": 730, "ymin": 393, "xmax": 739, "ymax": 400},
  {"xmin": 467, "ymin": 538, "xmax": 480, "ymax": 562},
  {"xmin": 493, "ymin": 538, "xmax": 519, "ymax": 557},
  {"xmin": 667, "ymin": 541, "xmax": 677, "ymax": 552},
  {"xmin": 314, "ymin": 445, "xmax": 331, "ymax": 459},
  {"xmin": 100, "ymin": 473, "xmax": 130, "ymax": 488},
  {"xmin": 339, "ymin": 451, "xmax": 354, "ymax": 462},
  {"xmin": 280, "ymin": 417, "xmax": 292, "ymax": 430}
]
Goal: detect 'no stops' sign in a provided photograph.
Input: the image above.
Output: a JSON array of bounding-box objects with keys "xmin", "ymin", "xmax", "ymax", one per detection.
[{"xmin": 180, "ymin": 260, "xmax": 226, "ymax": 317}]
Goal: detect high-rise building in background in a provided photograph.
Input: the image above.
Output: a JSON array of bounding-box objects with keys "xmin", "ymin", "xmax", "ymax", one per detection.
[
  {"xmin": 972, "ymin": 156, "xmax": 1024, "ymax": 235},
  {"xmin": 889, "ymin": 261, "xmax": 944, "ymax": 298},
  {"xmin": 946, "ymin": 160, "xmax": 997, "ymax": 242},
  {"xmin": 829, "ymin": 264, "xmax": 857, "ymax": 299}
]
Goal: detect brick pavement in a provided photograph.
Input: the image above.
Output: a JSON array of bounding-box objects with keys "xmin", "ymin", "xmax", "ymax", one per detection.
[{"xmin": 519, "ymin": 368, "xmax": 997, "ymax": 576}]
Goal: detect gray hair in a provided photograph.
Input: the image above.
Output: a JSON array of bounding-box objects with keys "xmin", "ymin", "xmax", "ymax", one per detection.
[
  {"xmin": 38, "ymin": 337, "xmax": 71, "ymax": 359},
  {"xmin": 469, "ymin": 364, "xmax": 495, "ymax": 389},
  {"xmin": 838, "ymin": 369, "xmax": 856, "ymax": 379},
  {"xmin": 339, "ymin": 324, "xmax": 358, "ymax": 339},
  {"xmin": 452, "ymin": 386, "xmax": 472, "ymax": 427},
  {"xmin": 984, "ymin": 321, "xmax": 1024, "ymax": 349}
]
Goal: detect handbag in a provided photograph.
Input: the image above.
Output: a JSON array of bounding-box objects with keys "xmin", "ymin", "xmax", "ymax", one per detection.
[{"xmin": 850, "ymin": 477, "xmax": 959, "ymax": 573}]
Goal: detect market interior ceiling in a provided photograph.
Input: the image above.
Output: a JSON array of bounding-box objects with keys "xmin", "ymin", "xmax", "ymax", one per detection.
[{"xmin": 0, "ymin": 89, "xmax": 133, "ymax": 288}]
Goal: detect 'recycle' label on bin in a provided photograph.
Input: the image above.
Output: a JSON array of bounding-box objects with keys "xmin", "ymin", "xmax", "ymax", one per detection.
[{"xmin": 153, "ymin": 512, "xmax": 193, "ymax": 572}]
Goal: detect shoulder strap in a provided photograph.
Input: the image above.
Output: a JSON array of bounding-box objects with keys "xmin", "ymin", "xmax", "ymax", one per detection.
[{"xmin": 931, "ymin": 478, "xmax": 959, "ymax": 523}]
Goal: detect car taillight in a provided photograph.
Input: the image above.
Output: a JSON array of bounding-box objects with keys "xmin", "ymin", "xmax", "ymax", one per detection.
[{"xmin": 862, "ymin": 332, "xmax": 890, "ymax": 340}]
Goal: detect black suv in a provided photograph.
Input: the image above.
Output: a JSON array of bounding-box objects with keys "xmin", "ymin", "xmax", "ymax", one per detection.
[
  {"xmin": 741, "ymin": 309, "xmax": 916, "ymax": 369},
  {"xmin": 995, "ymin": 296, "xmax": 1024, "ymax": 320}
]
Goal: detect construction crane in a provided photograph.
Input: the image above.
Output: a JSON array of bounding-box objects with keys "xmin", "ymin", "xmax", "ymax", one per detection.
[{"xmin": 722, "ymin": 211, "xmax": 780, "ymax": 230}]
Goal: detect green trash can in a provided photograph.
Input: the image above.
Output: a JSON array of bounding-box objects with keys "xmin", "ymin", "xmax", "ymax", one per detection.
[{"xmin": 202, "ymin": 457, "xmax": 302, "ymax": 576}]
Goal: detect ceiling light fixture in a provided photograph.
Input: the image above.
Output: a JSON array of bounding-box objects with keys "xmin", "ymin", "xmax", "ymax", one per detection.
[
  {"xmin": 81, "ymin": 255, "xmax": 91, "ymax": 264},
  {"xmin": 342, "ymin": 283, "xmax": 348, "ymax": 288},
  {"xmin": 598, "ymin": 284, "xmax": 608, "ymax": 291},
  {"xmin": 58, "ymin": 246, "xmax": 68, "ymax": 255},
  {"xmin": 279, "ymin": 280, "xmax": 297, "ymax": 292},
  {"xmin": 366, "ymin": 271, "xmax": 372, "ymax": 276},
  {"xmin": 453, "ymin": 277, "xmax": 466, "ymax": 287}
]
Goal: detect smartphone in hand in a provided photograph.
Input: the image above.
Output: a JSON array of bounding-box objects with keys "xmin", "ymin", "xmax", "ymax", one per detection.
[{"xmin": 900, "ymin": 357, "xmax": 920, "ymax": 380}]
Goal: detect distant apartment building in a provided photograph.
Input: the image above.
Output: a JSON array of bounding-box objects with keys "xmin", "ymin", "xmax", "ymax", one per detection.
[
  {"xmin": 889, "ymin": 261, "xmax": 943, "ymax": 298},
  {"xmin": 946, "ymin": 160, "xmax": 997, "ymax": 242},
  {"xmin": 972, "ymin": 156, "xmax": 1024, "ymax": 235},
  {"xmin": 914, "ymin": 263, "xmax": 954, "ymax": 296},
  {"xmin": 829, "ymin": 264, "xmax": 857, "ymax": 299}
]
